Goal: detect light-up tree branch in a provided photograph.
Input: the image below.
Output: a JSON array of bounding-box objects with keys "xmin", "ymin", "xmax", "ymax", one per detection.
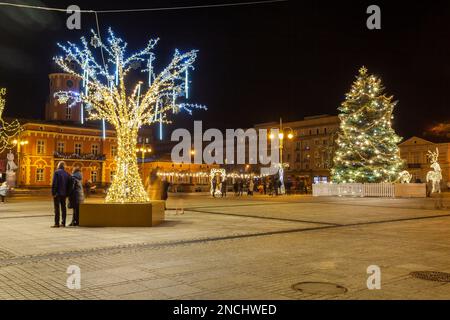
[
  {"xmin": 0, "ymin": 88, "xmax": 23, "ymax": 154},
  {"xmin": 54, "ymin": 29, "xmax": 205, "ymax": 203}
]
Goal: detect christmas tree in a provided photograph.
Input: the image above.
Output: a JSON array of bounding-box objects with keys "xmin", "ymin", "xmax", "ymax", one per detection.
[{"xmin": 331, "ymin": 66, "xmax": 403, "ymax": 183}]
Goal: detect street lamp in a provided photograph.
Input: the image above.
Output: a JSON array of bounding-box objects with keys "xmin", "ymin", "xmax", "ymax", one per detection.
[
  {"xmin": 137, "ymin": 146, "xmax": 152, "ymax": 165},
  {"xmin": 269, "ymin": 118, "xmax": 294, "ymax": 195},
  {"xmin": 12, "ymin": 138, "xmax": 29, "ymax": 187},
  {"xmin": 269, "ymin": 118, "xmax": 294, "ymax": 165}
]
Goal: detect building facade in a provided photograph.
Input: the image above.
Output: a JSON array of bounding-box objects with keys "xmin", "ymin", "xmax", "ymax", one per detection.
[
  {"xmin": 399, "ymin": 136, "xmax": 450, "ymax": 184},
  {"xmin": 45, "ymin": 73, "xmax": 83, "ymax": 123},
  {"xmin": 255, "ymin": 115, "xmax": 340, "ymax": 185},
  {"xmin": 14, "ymin": 121, "xmax": 118, "ymax": 187}
]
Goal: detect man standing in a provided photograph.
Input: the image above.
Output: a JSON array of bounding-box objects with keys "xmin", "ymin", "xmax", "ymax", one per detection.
[{"xmin": 51, "ymin": 161, "xmax": 71, "ymax": 228}]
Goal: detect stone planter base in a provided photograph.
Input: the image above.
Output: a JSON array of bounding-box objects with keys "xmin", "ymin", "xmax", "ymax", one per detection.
[{"xmin": 79, "ymin": 201, "xmax": 165, "ymax": 227}]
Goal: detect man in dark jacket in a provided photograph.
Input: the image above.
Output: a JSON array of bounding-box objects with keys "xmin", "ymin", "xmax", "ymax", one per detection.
[{"xmin": 51, "ymin": 161, "xmax": 71, "ymax": 228}]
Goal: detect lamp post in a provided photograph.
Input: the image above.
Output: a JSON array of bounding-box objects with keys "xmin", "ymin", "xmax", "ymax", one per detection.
[
  {"xmin": 137, "ymin": 145, "xmax": 152, "ymax": 167},
  {"xmin": 12, "ymin": 138, "xmax": 29, "ymax": 187},
  {"xmin": 269, "ymin": 118, "xmax": 294, "ymax": 194}
]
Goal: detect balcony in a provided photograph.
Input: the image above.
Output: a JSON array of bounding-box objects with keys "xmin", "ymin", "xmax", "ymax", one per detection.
[{"xmin": 54, "ymin": 151, "xmax": 106, "ymax": 161}]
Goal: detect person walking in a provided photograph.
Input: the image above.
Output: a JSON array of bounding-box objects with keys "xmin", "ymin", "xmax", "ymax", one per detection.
[
  {"xmin": 84, "ymin": 180, "xmax": 91, "ymax": 198},
  {"xmin": 211, "ymin": 176, "xmax": 217, "ymax": 198},
  {"xmin": 69, "ymin": 166, "xmax": 84, "ymax": 226},
  {"xmin": 238, "ymin": 179, "xmax": 244, "ymax": 196},
  {"xmin": 51, "ymin": 161, "xmax": 71, "ymax": 228},
  {"xmin": 147, "ymin": 170, "xmax": 163, "ymax": 201},
  {"xmin": 248, "ymin": 179, "xmax": 254, "ymax": 196},
  {"xmin": 0, "ymin": 181, "xmax": 8, "ymax": 203},
  {"xmin": 221, "ymin": 178, "xmax": 227, "ymax": 197}
]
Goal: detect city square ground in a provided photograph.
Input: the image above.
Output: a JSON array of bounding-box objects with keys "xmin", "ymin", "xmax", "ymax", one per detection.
[{"xmin": 1, "ymin": 193, "xmax": 450, "ymax": 300}]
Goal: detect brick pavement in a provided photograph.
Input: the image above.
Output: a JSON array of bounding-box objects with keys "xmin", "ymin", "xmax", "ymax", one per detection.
[{"xmin": 0, "ymin": 194, "xmax": 450, "ymax": 299}]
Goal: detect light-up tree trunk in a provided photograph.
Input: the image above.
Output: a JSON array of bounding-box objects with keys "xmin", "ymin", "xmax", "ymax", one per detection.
[
  {"xmin": 54, "ymin": 29, "xmax": 205, "ymax": 203},
  {"xmin": 0, "ymin": 88, "xmax": 22, "ymax": 154}
]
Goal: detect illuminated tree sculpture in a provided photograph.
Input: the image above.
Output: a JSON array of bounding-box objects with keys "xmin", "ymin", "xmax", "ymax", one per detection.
[
  {"xmin": 0, "ymin": 88, "xmax": 22, "ymax": 154},
  {"xmin": 54, "ymin": 29, "xmax": 205, "ymax": 203},
  {"xmin": 331, "ymin": 66, "xmax": 403, "ymax": 183}
]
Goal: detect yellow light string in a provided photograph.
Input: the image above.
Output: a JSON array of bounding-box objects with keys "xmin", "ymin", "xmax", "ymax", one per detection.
[{"xmin": 0, "ymin": 88, "xmax": 23, "ymax": 154}]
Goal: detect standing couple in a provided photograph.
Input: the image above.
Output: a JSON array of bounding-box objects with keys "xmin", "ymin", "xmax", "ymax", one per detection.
[{"xmin": 51, "ymin": 161, "xmax": 84, "ymax": 228}]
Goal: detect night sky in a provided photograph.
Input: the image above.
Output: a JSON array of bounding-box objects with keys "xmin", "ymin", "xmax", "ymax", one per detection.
[{"xmin": 1, "ymin": 0, "xmax": 450, "ymax": 139}]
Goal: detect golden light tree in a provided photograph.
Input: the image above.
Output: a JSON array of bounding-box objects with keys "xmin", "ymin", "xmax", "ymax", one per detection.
[
  {"xmin": 54, "ymin": 29, "xmax": 204, "ymax": 203},
  {"xmin": 0, "ymin": 88, "xmax": 22, "ymax": 154}
]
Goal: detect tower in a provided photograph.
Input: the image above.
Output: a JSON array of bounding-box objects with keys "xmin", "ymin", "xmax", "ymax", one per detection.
[{"xmin": 45, "ymin": 73, "xmax": 82, "ymax": 123}]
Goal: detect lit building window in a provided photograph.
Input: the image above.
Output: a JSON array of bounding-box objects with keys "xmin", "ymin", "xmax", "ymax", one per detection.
[
  {"xmin": 111, "ymin": 145, "xmax": 117, "ymax": 157},
  {"xmin": 66, "ymin": 106, "xmax": 72, "ymax": 120},
  {"xmin": 36, "ymin": 168, "xmax": 44, "ymax": 182},
  {"xmin": 91, "ymin": 170, "xmax": 97, "ymax": 183},
  {"xmin": 91, "ymin": 144, "xmax": 99, "ymax": 155},
  {"xmin": 37, "ymin": 140, "xmax": 45, "ymax": 154},
  {"xmin": 75, "ymin": 143, "xmax": 82, "ymax": 155},
  {"xmin": 57, "ymin": 142, "xmax": 65, "ymax": 153}
]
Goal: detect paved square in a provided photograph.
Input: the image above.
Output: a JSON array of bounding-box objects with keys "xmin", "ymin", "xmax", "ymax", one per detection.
[{"xmin": 1, "ymin": 194, "xmax": 450, "ymax": 299}]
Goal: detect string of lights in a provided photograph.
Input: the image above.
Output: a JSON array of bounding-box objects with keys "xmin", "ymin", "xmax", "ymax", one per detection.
[
  {"xmin": 0, "ymin": 0, "xmax": 288, "ymax": 13},
  {"xmin": 0, "ymin": 88, "xmax": 23, "ymax": 154}
]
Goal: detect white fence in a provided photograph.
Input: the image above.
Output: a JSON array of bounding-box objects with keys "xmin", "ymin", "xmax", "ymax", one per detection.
[{"xmin": 313, "ymin": 183, "xmax": 395, "ymax": 198}]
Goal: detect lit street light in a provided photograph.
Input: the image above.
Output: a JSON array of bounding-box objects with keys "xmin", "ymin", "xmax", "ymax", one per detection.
[
  {"xmin": 12, "ymin": 138, "xmax": 29, "ymax": 186},
  {"xmin": 269, "ymin": 118, "xmax": 294, "ymax": 194}
]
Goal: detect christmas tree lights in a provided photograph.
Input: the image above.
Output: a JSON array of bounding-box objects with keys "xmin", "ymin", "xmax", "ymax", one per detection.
[
  {"xmin": 0, "ymin": 88, "xmax": 22, "ymax": 154},
  {"xmin": 331, "ymin": 67, "xmax": 403, "ymax": 183},
  {"xmin": 54, "ymin": 29, "xmax": 205, "ymax": 203}
]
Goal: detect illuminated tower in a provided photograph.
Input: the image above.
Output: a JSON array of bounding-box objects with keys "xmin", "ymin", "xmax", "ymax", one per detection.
[{"xmin": 45, "ymin": 73, "xmax": 82, "ymax": 123}]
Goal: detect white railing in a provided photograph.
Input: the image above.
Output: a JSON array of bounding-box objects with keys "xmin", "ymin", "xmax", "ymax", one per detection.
[{"xmin": 313, "ymin": 183, "xmax": 395, "ymax": 198}]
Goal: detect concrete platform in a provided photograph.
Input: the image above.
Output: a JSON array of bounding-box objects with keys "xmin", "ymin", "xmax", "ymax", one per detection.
[{"xmin": 79, "ymin": 201, "xmax": 165, "ymax": 227}]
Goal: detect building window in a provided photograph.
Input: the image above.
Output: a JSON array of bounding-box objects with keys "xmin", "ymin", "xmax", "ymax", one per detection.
[
  {"xmin": 110, "ymin": 171, "xmax": 116, "ymax": 182},
  {"xmin": 75, "ymin": 143, "xmax": 82, "ymax": 155},
  {"xmin": 324, "ymin": 128, "xmax": 327, "ymax": 134},
  {"xmin": 91, "ymin": 144, "xmax": 99, "ymax": 155},
  {"xmin": 57, "ymin": 142, "xmax": 65, "ymax": 153},
  {"xmin": 36, "ymin": 168, "xmax": 44, "ymax": 182},
  {"xmin": 37, "ymin": 140, "xmax": 45, "ymax": 154},
  {"xmin": 145, "ymin": 137, "xmax": 150, "ymax": 144},
  {"xmin": 66, "ymin": 106, "xmax": 72, "ymax": 120},
  {"xmin": 111, "ymin": 145, "xmax": 117, "ymax": 157},
  {"xmin": 91, "ymin": 170, "xmax": 97, "ymax": 183}
]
